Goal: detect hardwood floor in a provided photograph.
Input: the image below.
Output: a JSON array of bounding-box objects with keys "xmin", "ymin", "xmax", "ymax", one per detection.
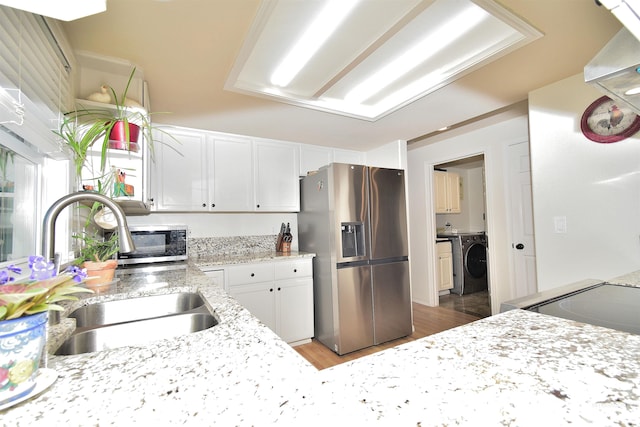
[{"xmin": 294, "ymin": 302, "xmax": 481, "ymax": 370}]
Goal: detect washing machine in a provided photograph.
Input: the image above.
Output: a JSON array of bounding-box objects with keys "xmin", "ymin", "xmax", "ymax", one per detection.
[{"xmin": 447, "ymin": 232, "xmax": 488, "ymax": 295}]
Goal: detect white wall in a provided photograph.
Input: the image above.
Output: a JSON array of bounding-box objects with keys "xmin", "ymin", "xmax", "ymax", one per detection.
[
  {"xmin": 366, "ymin": 140, "xmax": 408, "ymax": 170},
  {"xmin": 407, "ymin": 108, "xmax": 529, "ymax": 312},
  {"xmin": 529, "ymin": 74, "xmax": 640, "ymax": 290}
]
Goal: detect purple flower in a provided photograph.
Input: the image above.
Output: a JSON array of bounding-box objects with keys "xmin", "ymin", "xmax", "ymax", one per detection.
[
  {"xmin": 6, "ymin": 264, "xmax": 21, "ymax": 275},
  {"xmin": 0, "ymin": 270, "xmax": 13, "ymax": 285},
  {"xmin": 65, "ymin": 265, "xmax": 88, "ymax": 283},
  {"xmin": 28, "ymin": 255, "xmax": 56, "ymax": 280}
]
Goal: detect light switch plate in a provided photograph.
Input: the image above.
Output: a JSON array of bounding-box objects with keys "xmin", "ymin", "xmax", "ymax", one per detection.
[{"xmin": 553, "ymin": 216, "xmax": 567, "ymax": 233}]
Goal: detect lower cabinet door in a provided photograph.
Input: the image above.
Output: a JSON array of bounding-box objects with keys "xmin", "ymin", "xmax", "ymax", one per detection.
[
  {"xmin": 228, "ymin": 283, "xmax": 277, "ymax": 333},
  {"xmin": 276, "ymin": 278, "xmax": 314, "ymax": 344}
]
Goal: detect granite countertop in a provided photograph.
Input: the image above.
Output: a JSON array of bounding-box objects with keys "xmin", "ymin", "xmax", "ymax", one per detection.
[
  {"xmin": 4, "ymin": 257, "xmax": 640, "ymax": 425},
  {"xmin": 190, "ymin": 250, "xmax": 315, "ymax": 269}
]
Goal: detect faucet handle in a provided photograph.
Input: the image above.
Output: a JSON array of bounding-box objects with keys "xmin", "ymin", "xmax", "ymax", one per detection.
[{"xmin": 52, "ymin": 252, "xmax": 61, "ymax": 275}]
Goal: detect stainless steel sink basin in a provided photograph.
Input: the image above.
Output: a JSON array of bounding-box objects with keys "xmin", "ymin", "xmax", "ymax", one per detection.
[
  {"xmin": 55, "ymin": 309, "xmax": 217, "ymax": 355},
  {"xmin": 69, "ymin": 292, "xmax": 206, "ymax": 327},
  {"xmin": 55, "ymin": 292, "xmax": 218, "ymax": 356}
]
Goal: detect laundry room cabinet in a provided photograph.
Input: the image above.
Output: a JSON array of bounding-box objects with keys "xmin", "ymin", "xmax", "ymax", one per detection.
[
  {"xmin": 436, "ymin": 240, "xmax": 454, "ymax": 291},
  {"xmin": 224, "ymin": 259, "xmax": 314, "ymax": 345},
  {"xmin": 434, "ymin": 171, "xmax": 461, "ymax": 214}
]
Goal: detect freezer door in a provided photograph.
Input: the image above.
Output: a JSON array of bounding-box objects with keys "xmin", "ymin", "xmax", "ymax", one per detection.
[
  {"xmin": 369, "ymin": 167, "xmax": 408, "ymax": 260},
  {"xmin": 372, "ymin": 260, "xmax": 412, "ymax": 345},
  {"xmin": 332, "ymin": 164, "xmax": 370, "ymax": 263},
  {"xmin": 336, "ymin": 265, "xmax": 374, "ymax": 355}
]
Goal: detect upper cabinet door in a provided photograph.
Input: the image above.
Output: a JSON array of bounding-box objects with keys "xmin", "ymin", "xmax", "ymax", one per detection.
[
  {"xmin": 254, "ymin": 140, "xmax": 300, "ymax": 212},
  {"xmin": 210, "ymin": 135, "xmax": 253, "ymax": 211},
  {"xmin": 434, "ymin": 171, "xmax": 460, "ymax": 214},
  {"xmin": 152, "ymin": 127, "xmax": 209, "ymax": 211}
]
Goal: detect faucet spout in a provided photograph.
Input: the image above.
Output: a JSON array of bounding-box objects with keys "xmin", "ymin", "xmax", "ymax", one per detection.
[{"xmin": 42, "ymin": 192, "xmax": 135, "ymax": 266}]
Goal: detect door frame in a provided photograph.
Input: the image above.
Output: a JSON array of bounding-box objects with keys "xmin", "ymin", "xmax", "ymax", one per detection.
[{"xmin": 423, "ymin": 150, "xmax": 497, "ymax": 314}]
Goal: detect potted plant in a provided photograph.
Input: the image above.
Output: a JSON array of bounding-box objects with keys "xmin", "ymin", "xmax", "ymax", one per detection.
[
  {"xmin": 72, "ymin": 230, "xmax": 120, "ymax": 288},
  {"xmin": 56, "ymin": 66, "xmax": 178, "ymax": 197},
  {"xmin": 0, "ymin": 256, "xmax": 91, "ymax": 405},
  {"xmin": 56, "ymin": 67, "xmax": 149, "ymax": 183}
]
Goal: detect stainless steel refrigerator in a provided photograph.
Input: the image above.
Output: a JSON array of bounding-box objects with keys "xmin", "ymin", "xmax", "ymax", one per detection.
[{"xmin": 298, "ymin": 163, "xmax": 412, "ymax": 355}]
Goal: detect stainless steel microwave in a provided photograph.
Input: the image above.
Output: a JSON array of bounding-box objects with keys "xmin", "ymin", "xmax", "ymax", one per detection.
[{"xmin": 110, "ymin": 225, "xmax": 188, "ymax": 265}]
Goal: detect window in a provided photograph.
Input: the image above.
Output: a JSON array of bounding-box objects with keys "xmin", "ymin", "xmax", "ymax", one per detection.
[
  {"xmin": 0, "ymin": 131, "xmax": 41, "ymax": 262},
  {"xmin": 0, "ymin": 6, "xmax": 75, "ymax": 266}
]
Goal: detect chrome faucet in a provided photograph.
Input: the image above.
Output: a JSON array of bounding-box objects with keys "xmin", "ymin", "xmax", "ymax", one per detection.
[{"xmin": 42, "ymin": 192, "xmax": 135, "ymax": 272}]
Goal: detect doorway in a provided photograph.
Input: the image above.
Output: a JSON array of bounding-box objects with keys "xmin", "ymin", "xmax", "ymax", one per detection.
[{"xmin": 434, "ymin": 154, "xmax": 491, "ymax": 318}]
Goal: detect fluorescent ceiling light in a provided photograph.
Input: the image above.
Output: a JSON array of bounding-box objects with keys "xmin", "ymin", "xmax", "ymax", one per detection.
[
  {"xmin": 271, "ymin": 0, "xmax": 360, "ymax": 87},
  {"xmin": 345, "ymin": 4, "xmax": 488, "ymax": 104},
  {"xmin": 0, "ymin": 0, "xmax": 106, "ymax": 21},
  {"xmin": 226, "ymin": 0, "xmax": 542, "ymax": 121}
]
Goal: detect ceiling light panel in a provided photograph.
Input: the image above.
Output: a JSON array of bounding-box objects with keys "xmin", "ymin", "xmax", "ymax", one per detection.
[
  {"xmin": 226, "ymin": 0, "xmax": 541, "ymax": 121},
  {"xmin": 234, "ymin": 0, "xmax": 421, "ymax": 99}
]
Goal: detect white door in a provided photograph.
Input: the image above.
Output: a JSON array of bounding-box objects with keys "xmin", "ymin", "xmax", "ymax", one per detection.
[{"xmin": 508, "ymin": 141, "xmax": 537, "ymax": 297}]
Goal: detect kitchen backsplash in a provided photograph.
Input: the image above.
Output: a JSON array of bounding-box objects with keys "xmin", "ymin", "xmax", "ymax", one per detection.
[{"xmin": 188, "ymin": 235, "xmax": 277, "ymax": 257}]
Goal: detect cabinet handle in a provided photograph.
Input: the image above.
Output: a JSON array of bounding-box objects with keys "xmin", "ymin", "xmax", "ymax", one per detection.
[
  {"xmin": 202, "ymin": 203, "xmax": 206, "ymax": 208},
  {"xmin": 256, "ymin": 204, "xmax": 260, "ymax": 208},
  {"xmin": 277, "ymin": 287, "xmax": 281, "ymax": 291},
  {"xmin": 269, "ymin": 288, "xmax": 274, "ymax": 292},
  {"xmin": 211, "ymin": 203, "xmax": 215, "ymax": 208},
  {"xmin": 293, "ymin": 269, "xmax": 297, "ymax": 273},
  {"xmin": 250, "ymin": 273, "xmax": 255, "ymax": 277}
]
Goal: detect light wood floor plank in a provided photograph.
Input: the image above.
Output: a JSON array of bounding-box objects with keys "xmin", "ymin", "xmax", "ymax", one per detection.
[{"xmin": 293, "ymin": 302, "xmax": 481, "ymax": 370}]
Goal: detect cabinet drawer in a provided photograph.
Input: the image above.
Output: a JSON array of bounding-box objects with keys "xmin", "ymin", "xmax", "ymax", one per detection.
[
  {"xmin": 275, "ymin": 259, "xmax": 312, "ymax": 280},
  {"xmin": 227, "ymin": 263, "xmax": 274, "ymax": 286}
]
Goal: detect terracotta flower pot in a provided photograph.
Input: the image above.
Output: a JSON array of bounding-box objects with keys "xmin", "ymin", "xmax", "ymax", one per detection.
[{"xmin": 82, "ymin": 260, "xmax": 117, "ymax": 288}]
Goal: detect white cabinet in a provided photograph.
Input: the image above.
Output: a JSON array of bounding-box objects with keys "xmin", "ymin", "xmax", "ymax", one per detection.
[
  {"xmin": 152, "ymin": 127, "xmax": 208, "ymax": 211},
  {"xmin": 152, "ymin": 127, "xmax": 299, "ymax": 212},
  {"xmin": 299, "ymin": 145, "xmax": 332, "ymax": 176},
  {"xmin": 254, "ymin": 140, "xmax": 300, "ymax": 211},
  {"xmin": 299, "ymin": 144, "xmax": 365, "ymax": 176},
  {"xmin": 209, "ymin": 134, "xmax": 253, "ymax": 211},
  {"xmin": 152, "ymin": 128, "xmax": 253, "ymax": 211},
  {"xmin": 225, "ymin": 259, "xmax": 314, "ymax": 345},
  {"xmin": 332, "ymin": 148, "xmax": 365, "ymax": 165},
  {"xmin": 434, "ymin": 171, "xmax": 461, "ymax": 214},
  {"xmin": 436, "ymin": 241, "xmax": 453, "ymax": 291}
]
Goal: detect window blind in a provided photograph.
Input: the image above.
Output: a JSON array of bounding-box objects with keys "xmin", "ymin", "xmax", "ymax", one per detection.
[{"xmin": 0, "ymin": 5, "xmax": 74, "ymax": 159}]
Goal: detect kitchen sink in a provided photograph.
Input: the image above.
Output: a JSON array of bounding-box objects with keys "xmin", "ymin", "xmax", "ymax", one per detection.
[
  {"xmin": 68, "ymin": 292, "xmax": 206, "ymax": 328},
  {"xmin": 55, "ymin": 309, "xmax": 217, "ymax": 355},
  {"xmin": 55, "ymin": 292, "xmax": 218, "ymax": 356}
]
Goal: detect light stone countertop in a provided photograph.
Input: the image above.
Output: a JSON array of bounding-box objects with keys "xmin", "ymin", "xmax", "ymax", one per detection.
[{"xmin": 3, "ymin": 257, "xmax": 640, "ymax": 426}]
